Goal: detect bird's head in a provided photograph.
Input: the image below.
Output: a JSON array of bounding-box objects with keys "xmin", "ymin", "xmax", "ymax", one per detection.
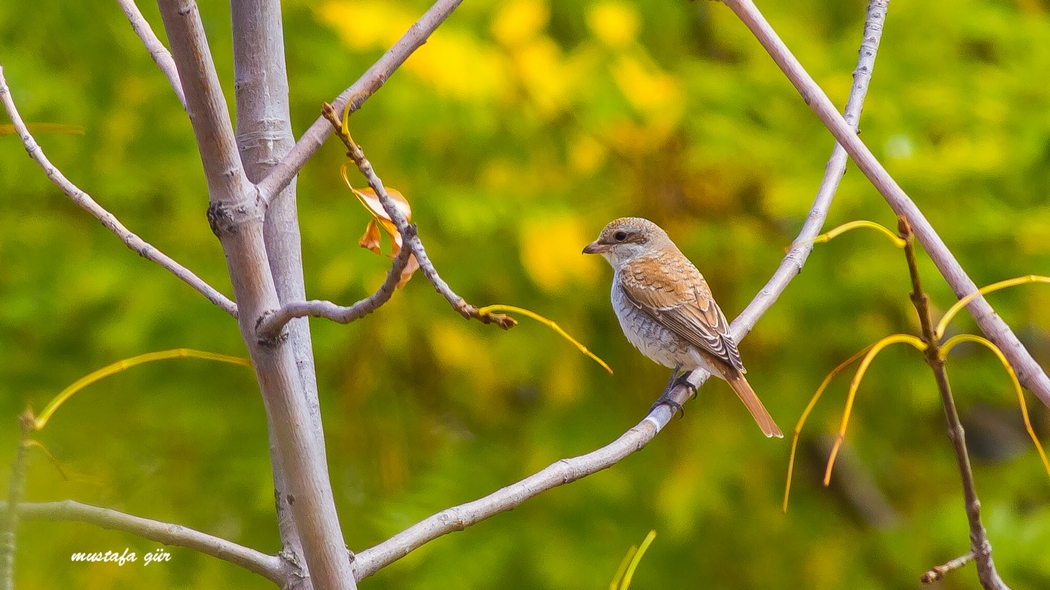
[{"xmin": 583, "ymin": 217, "xmax": 671, "ymax": 268}]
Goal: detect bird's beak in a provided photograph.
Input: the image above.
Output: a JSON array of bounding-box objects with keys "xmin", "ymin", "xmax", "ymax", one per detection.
[{"xmin": 582, "ymin": 240, "xmax": 607, "ymax": 255}]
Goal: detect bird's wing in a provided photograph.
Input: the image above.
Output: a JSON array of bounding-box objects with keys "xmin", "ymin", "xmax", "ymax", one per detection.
[{"xmin": 619, "ymin": 253, "xmax": 745, "ymax": 372}]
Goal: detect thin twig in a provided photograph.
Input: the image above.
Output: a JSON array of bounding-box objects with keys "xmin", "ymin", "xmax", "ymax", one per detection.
[
  {"xmin": 257, "ymin": 244, "xmax": 414, "ymax": 338},
  {"xmin": 352, "ymin": 420, "xmax": 659, "ymax": 580},
  {"xmin": 349, "ymin": 4, "xmax": 892, "ymax": 577},
  {"xmin": 157, "ymin": 0, "xmax": 253, "ymax": 211},
  {"xmin": 3, "ymin": 500, "xmax": 289, "ymax": 586},
  {"xmin": 0, "ymin": 415, "xmax": 33, "ymax": 590},
  {"xmin": 256, "ymin": 0, "xmax": 464, "ymax": 204},
  {"xmin": 900, "ymin": 218, "xmax": 1009, "ymax": 590},
  {"xmin": 114, "ymin": 0, "xmax": 186, "ymax": 110},
  {"xmin": 0, "ymin": 60, "xmax": 237, "ymax": 316},
  {"xmin": 720, "ymin": 0, "xmax": 1050, "ymax": 409},
  {"xmin": 922, "ymin": 551, "xmax": 975, "ymax": 584},
  {"xmin": 320, "ymin": 105, "xmax": 515, "ymax": 330}
]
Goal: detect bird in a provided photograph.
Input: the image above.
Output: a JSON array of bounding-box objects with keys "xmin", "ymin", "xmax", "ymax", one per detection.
[{"xmin": 583, "ymin": 217, "xmax": 782, "ymax": 438}]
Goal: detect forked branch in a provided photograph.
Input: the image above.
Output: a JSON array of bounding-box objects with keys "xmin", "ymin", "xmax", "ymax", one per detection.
[
  {"xmin": 0, "ymin": 61, "xmax": 237, "ymax": 317},
  {"xmin": 349, "ymin": 2, "xmax": 892, "ymax": 578},
  {"xmin": 115, "ymin": 0, "xmax": 186, "ymax": 110},
  {"xmin": 901, "ymin": 219, "xmax": 1009, "ymax": 590},
  {"xmin": 257, "ymin": 0, "xmax": 464, "ymax": 203},
  {"xmin": 4, "ymin": 500, "xmax": 290, "ymax": 586},
  {"xmin": 257, "ymin": 244, "xmax": 414, "ymax": 338},
  {"xmin": 316, "ymin": 104, "xmax": 515, "ymax": 331},
  {"xmin": 720, "ymin": 0, "xmax": 1050, "ymax": 408}
]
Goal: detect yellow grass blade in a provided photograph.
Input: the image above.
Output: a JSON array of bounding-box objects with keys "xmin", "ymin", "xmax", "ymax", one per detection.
[
  {"xmin": 609, "ymin": 546, "xmax": 636, "ymax": 590},
  {"xmin": 812, "ymin": 220, "xmax": 906, "ymax": 249},
  {"xmin": 941, "ymin": 334, "xmax": 1050, "ymax": 484},
  {"xmin": 823, "ymin": 334, "xmax": 926, "ymax": 486},
  {"xmin": 783, "ymin": 344, "xmax": 874, "ymax": 514},
  {"xmin": 618, "ymin": 529, "xmax": 657, "ymax": 590},
  {"xmin": 477, "ymin": 304, "xmax": 613, "ymax": 374},
  {"xmin": 33, "ymin": 349, "xmax": 252, "ymax": 431},
  {"xmin": 935, "ymin": 275, "xmax": 1050, "ymax": 340}
]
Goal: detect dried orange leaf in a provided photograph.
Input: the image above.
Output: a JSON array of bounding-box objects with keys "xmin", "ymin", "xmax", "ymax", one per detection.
[
  {"xmin": 377, "ymin": 217, "xmax": 404, "ymax": 250},
  {"xmin": 351, "ymin": 187, "xmax": 411, "ymax": 223},
  {"xmin": 397, "ymin": 254, "xmax": 420, "ymax": 288},
  {"xmin": 359, "ymin": 219, "xmax": 383, "ymax": 254}
]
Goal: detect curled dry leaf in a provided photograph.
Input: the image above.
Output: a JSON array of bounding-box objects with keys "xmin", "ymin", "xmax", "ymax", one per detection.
[
  {"xmin": 398, "ymin": 254, "xmax": 420, "ymax": 288},
  {"xmin": 351, "ymin": 186, "xmax": 412, "ymax": 249},
  {"xmin": 340, "ymin": 166, "xmax": 420, "ymax": 288},
  {"xmin": 359, "ymin": 219, "xmax": 383, "ymax": 254}
]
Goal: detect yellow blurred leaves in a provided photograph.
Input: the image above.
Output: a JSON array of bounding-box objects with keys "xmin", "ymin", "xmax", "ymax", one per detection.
[
  {"xmin": 491, "ymin": 0, "xmax": 548, "ymax": 46},
  {"xmin": 316, "ymin": 0, "xmax": 684, "ymax": 140},
  {"xmin": 319, "ymin": 1, "xmax": 505, "ymax": 101},
  {"xmin": 569, "ymin": 133, "xmax": 608, "ymax": 174},
  {"xmin": 586, "ymin": 1, "xmax": 639, "ymax": 48},
  {"xmin": 318, "ymin": 1, "xmax": 411, "ymax": 49},
  {"xmin": 519, "ymin": 214, "xmax": 598, "ymax": 292},
  {"xmin": 609, "ymin": 54, "xmax": 684, "ymax": 139}
]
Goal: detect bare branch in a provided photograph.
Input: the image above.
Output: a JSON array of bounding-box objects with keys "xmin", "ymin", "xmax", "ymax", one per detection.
[
  {"xmin": 0, "ymin": 416, "xmax": 32, "ymax": 590},
  {"xmin": 159, "ymin": 3, "xmax": 358, "ymax": 587},
  {"xmin": 322, "ymin": 106, "xmax": 515, "ymax": 331},
  {"xmin": 349, "ymin": 3, "xmax": 892, "ymax": 576},
  {"xmin": 5, "ymin": 500, "xmax": 289, "ymax": 586},
  {"xmin": 256, "ymin": 0, "xmax": 464, "ymax": 204},
  {"xmin": 352, "ymin": 420, "xmax": 660, "ymax": 580},
  {"xmin": 114, "ymin": 0, "xmax": 186, "ymax": 110},
  {"xmin": 901, "ymin": 218, "xmax": 1009, "ymax": 590},
  {"xmin": 922, "ymin": 552, "xmax": 975, "ymax": 584},
  {"xmin": 230, "ymin": 0, "xmax": 315, "ymax": 578},
  {"xmin": 720, "ymin": 0, "xmax": 1050, "ymax": 408},
  {"xmin": 157, "ymin": 0, "xmax": 252, "ymax": 209},
  {"xmin": 257, "ymin": 242, "xmax": 413, "ymax": 339},
  {"xmin": 734, "ymin": 0, "xmax": 888, "ymax": 337},
  {"xmin": 0, "ymin": 60, "xmax": 237, "ymax": 316}
]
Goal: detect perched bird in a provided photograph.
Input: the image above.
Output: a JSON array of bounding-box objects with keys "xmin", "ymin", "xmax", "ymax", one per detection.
[{"xmin": 583, "ymin": 217, "xmax": 782, "ymax": 438}]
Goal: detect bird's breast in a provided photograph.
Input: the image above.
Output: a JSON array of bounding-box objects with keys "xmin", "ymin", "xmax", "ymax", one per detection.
[{"xmin": 610, "ymin": 273, "xmax": 694, "ymax": 370}]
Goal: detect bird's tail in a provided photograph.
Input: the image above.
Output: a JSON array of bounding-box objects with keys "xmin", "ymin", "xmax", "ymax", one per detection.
[{"xmin": 725, "ymin": 371, "xmax": 783, "ymax": 438}]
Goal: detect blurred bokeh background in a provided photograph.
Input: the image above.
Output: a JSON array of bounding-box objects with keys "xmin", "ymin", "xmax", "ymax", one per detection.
[{"xmin": 3, "ymin": 0, "xmax": 1050, "ymax": 588}]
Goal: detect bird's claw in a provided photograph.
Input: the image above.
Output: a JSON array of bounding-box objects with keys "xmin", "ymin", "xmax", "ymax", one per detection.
[
  {"xmin": 649, "ymin": 396, "xmax": 684, "ymax": 418},
  {"xmin": 650, "ymin": 367, "xmax": 694, "ymax": 418}
]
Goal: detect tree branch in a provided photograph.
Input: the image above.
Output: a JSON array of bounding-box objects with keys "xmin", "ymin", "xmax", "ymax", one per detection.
[
  {"xmin": 349, "ymin": 2, "xmax": 892, "ymax": 577},
  {"xmin": 720, "ymin": 0, "xmax": 1050, "ymax": 408},
  {"xmin": 256, "ymin": 0, "xmax": 464, "ymax": 204},
  {"xmin": 114, "ymin": 0, "xmax": 186, "ymax": 110},
  {"xmin": 352, "ymin": 421, "xmax": 659, "ymax": 580},
  {"xmin": 0, "ymin": 416, "xmax": 32, "ymax": 590},
  {"xmin": 900, "ymin": 218, "xmax": 1009, "ymax": 590},
  {"xmin": 0, "ymin": 59, "xmax": 237, "ymax": 316},
  {"xmin": 4, "ymin": 500, "xmax": 290, "ymax": 586},
  {"xmin": 159, "ymin": 1, "xmax": 357, "ymax": 587},
  {"xmin": 231, "ymin": 0, "xmax": 317, "ymax": 582},
  {"xmin": 157, "ymin": 0, "xmax": 252, "ymax": 209},
  {"xmin": 320, "ymin": 105, "xmax": 515, "ymax": 331},
  {"xmin": 922, "ymin": 552, "xmax": 975, "ymax": 584},
  {"xmin": 734, "ymin": 0, "xmax": 888, "ymax": 338},
  {"xmin": 257, "ymin": 242, "xmax": 413, "ymax": 339}
]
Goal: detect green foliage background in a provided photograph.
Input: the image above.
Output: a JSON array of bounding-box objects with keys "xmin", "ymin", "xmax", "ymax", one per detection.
[{"xmin": 3, "ymin": 0, "xmax": 1050, "ymax": 588}]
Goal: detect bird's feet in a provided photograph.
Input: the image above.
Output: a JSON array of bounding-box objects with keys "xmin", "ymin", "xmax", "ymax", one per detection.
[{"xmin": 649, "ymin": 367, "xmax": 697, "ymax": 417}]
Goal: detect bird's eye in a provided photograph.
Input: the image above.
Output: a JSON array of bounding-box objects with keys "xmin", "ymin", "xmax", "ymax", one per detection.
[{"xmin": 613, "ymin": 231, "xmax": 628, "ymax": 242}]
